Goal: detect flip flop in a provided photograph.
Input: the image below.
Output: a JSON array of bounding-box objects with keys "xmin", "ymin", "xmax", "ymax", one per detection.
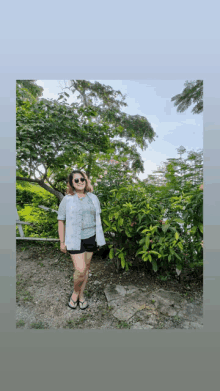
[
  {"xmin": 68, "ymin": 294, "xmax": 79, "ymax": 309},
  {"xmin": 79, "ymin": 299, "xmax": 89, "ymax": 310}
]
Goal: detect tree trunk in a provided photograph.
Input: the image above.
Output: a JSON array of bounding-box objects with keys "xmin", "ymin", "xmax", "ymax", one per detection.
[{"xmin": 16, "ymin": 177, "xmax": 64, "ymax": 201}]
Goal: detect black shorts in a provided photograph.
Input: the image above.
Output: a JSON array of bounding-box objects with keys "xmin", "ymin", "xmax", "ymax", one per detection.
[{"xmin": 68, "ymin": 235, "xmax": 98, "ymax": 254}]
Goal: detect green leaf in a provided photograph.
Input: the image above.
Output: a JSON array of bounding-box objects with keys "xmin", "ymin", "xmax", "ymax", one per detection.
[
  {"xmin": 177, "ymin": 242, "xmax": 183, "ymax": 251},
  {"xmin": 136, "ymin": 250, "xmax": 145, "ymax": 255},
  {"xmin": 125, "ymin": 230, "xmax": 132, "ymax": 237},
  {"xmin": 173, "ymin": 218, "xmax": 184, "ymax": 224},
  {"xmin": 103, "ymin": 219, "xmax": 110, "ymax": 227},
  {"xmin": 121, "ymin": 256, "xmax": 125, "ymax": 269},
  {"xmin": 141, "ymin": 228, "xmax": 150, "ymax": 233},
  {"xmin": 148, "ymin": 250, "xmax": 160, "ymax": 255},
  {"xmin": 109, "ymin": 248, "xmax": 114, "ymax": 259},
  {"xmin": 198, "ymin": 223, "xmax": 203, "ymax": 233},
  {"xmin": 174, "ymin": 252, "xmax": 181, "ymax": 261},
  {"xmin": 145, "ymin": 236, "xmax": 150, "ymax": 249},
  {"xmin": 175, "ymin": 232, "xmax": 179, "ymax": 240},
  {"xmin": 118, "ymin": 217, "xmax": 124, "ymax": 225},
  {"xmin": 176, "ymin": 264, "xmax": 182, "ymax": 271},
  {"xmin": 162, "ymin": 224, "xmax": 170, "ymax": 233},
  {"xmin": 190, "ymin": 226, "xmax": 197, "ymax": 234},
  {"xmin": 151, "ymin": 260, "xmax": 158, "ymax": 271}
]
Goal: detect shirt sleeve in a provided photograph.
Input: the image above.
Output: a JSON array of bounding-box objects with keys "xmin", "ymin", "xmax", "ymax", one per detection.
[
  {"xmin": 97, "ymin": 196, "xmax": 102, "ymax": 213},
  {"xmin": 57, "ymin": 196, "xmax": 66, "ymax": 220}
]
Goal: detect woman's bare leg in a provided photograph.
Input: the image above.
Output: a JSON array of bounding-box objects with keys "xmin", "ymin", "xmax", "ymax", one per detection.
[
  {"xmin": 69, "ymin": 252, "xmax": 87, "ymax": 304},
  {"xmin": 78, "ymin": 252, "xmax": 93, "ymax": 301}
]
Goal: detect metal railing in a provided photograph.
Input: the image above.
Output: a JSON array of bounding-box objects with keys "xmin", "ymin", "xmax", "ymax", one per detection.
[{"xmin": 16, "ymin": 205, "xmax": 60, "ymax": 242}]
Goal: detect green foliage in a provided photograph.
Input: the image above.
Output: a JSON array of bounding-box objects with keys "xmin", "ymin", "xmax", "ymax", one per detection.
[
  {"xmin": 16, "ymin": 320, "xmax": 25, "ymax": 327},
  {"xmin": 16, "ymin": 181, "xmax": 59, "ymax": 239},
  {"xmin": 30, "ymin": 321, "xmax": 46, "ymax": 329},
  {"xmin": 17, "ymin": 80, "xmax": 43, "ymax": 99},
  {"xmin": 171, "ymin": 80, "xmax": 203, "ymax": 114},
  {"xmin": 61, "ymin": 80, "xmax": 156, "ymax": 153},
  {"xmin": 116, "ymin": 321, "xmax": 131, "ymax": 329},
  {"xmin": 16, "ymin": 80, "xmax": 203, "ymax": 279},
  {"xmin": 92, "ymin": 149, "xmax": 203, "ymax": 275},
  {"xmin": 16, "ymin": 80, "xmax": 156, "ymax": 200}
]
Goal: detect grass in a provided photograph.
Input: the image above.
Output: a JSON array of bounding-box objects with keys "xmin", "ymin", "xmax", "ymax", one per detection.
[
  {"xmin": 16, "ymin": 276, "xmax": 34, "ymax": 301},
  {"xmin": 116, "ymin": 321, "xmax": 131, "ymax": 329},
  {"xmin": 17, "ymin": 290, "xmax": 34, "ymax": 302},
  {"xmin": 30, "ymin": 321, "xmax": 46, "ymax": 329},
  {"xmin": 101, "ymin": 305, "xmax": 114, "ymax": 316},
  {"xmin": 64, "ymin": 314, "xmax": 91, "ymax": 329},
  {"xmin": 83, "ymin": 290, "xmax": 92, "ymax": 298},
  {"xmin": 16, "ymin": 275, "xmax": 34, "ymax": 302},
  {"xmin": 135, "ymin": 316, "xmax": 142, "ymax": 322},
  {"xmin": 157, "ymin": 276, "xmax": 168, "ymax": 281},
  {"xmin": 156, "ymin": 322, "xmax": 165, "ymax": 329},
  {"xmin": 78, "ymin": 314, "xmax": 91, "ymax": 324},
  {"xmin": 16, "ymin": 320, "xmax": 25, "ymax": 328},
  {"xmin": 64, "ymin": 320, "xmax": 77, "ymax": 329},
  {"xmin": 173, "ymin": 315, "xmax": 181, "ymax": 322}
]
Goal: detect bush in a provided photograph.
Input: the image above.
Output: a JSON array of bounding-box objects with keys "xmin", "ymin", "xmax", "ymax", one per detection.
[{"xmin": 93, "ymin": 174, "xmax": 203, "ymax": 275}]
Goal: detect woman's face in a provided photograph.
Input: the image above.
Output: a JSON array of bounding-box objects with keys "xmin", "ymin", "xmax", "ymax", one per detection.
[{"xmin": 72, "ymin": 173, "xmax": 86, "ymax": 192}]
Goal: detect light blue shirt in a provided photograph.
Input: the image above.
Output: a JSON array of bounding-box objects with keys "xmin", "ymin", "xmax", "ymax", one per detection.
[{"xmin": 57, "ymin": 192, "xmax": 106, "ymax": 251}]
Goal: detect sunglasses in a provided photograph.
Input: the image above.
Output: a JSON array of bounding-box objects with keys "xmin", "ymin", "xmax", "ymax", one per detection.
[{"xmin": 73, "ymin": 177, "xmax": 86, "ymax": 184}]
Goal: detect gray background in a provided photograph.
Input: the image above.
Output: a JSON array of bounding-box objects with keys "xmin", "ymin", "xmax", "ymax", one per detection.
[{"xmin": 0, "ymin": 1, "xmax": 219, "ymax": 388}]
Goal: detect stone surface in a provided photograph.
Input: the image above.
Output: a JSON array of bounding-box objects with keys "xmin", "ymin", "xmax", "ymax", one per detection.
[
  {"xmin": 112, "ymin": 305, "xmax": 136, "ymax": 321},
  {"xmin": 130, "ymin": 322, "xmax": 154, "ymax": 330},
  {"xmin": 160, "ymin": 306, "xmax": 177, "ymax": 317},
  {"xmin": 182, "ymin": 321, "xmax": 203, "ymax": 330},
  {"xmin": 103, "ymin": 284, "xmax": 203, "ymax": 329},
  {"xmin": 147, "ymin": 314, "xmax": 157, "ymax": 325}
]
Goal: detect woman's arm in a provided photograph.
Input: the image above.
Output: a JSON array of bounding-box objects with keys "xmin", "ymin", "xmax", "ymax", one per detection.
[{"xmin": 58, "ymin": 220, "xmax": 65, "ymax": 243}]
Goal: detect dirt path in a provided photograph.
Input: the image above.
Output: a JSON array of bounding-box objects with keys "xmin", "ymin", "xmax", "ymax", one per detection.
[{"xmin": 16, "ymin": 242, "xmax": 203, "ymax": 330}]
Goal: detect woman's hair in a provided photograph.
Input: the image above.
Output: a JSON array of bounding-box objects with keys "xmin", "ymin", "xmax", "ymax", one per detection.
[{"xmin": 65, "ymin": 170, "xmax": 94, "ymax": 196}]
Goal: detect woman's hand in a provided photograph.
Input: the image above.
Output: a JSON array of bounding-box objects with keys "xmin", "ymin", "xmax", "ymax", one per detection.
[{"xmin": 60, "ymin": 242, "xmax": 67, "ymax": 253}]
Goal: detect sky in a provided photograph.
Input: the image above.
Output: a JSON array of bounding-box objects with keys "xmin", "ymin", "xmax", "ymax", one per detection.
[{"xmin": 35, "ymin": 79, "xmax": 203, "ymax": 182}]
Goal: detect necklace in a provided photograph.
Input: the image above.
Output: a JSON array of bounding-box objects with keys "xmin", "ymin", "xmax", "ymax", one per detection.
[{"xmin": 77, "ymin": 193, "xmax": 86, "ymax": 199}]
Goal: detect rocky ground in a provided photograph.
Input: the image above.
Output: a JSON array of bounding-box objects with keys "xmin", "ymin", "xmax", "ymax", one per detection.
[{"xmin": 16, "ymin": 242, "xmax": 203, "ymax": 330}]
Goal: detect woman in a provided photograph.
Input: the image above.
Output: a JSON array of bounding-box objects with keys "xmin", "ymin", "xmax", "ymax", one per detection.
[{"xmin": 57, "ymin": 170, "xmax": 106, "ymax": 310}]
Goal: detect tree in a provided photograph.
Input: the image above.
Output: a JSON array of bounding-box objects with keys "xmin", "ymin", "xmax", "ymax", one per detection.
[
  {"xmin": 143, "ymin": 146, "xmax": 203, "ymax": 192},
  {"xmin": 16, "ymin": 89, "xmax": 115, "ymax": 201},
  {"xmin": 16, "ymin": 81, "xmax": 157, "ymax": 201},
  {"xmin": 171, "ymin": 80, "xmax": 203, "ymax": 114},
  {"xmin": 17, "ymin": 80, "xmax": 44, "ymax": 99},
  {"xmin": 60, "ymin": 80, "xmax": 157, "ymax": 171}
]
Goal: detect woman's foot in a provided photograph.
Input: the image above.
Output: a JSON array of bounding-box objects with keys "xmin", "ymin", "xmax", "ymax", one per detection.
[
  {"xmin": 79, "ymin": 295, "xmax": 89, "ymax": 310},
  {"xmin": 71, "ymin": 292, "xmax": 79, "ymax": 303},
  {"xmin": 68, "ymin": 291, "xmax": 79, "ymax": 309}
]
